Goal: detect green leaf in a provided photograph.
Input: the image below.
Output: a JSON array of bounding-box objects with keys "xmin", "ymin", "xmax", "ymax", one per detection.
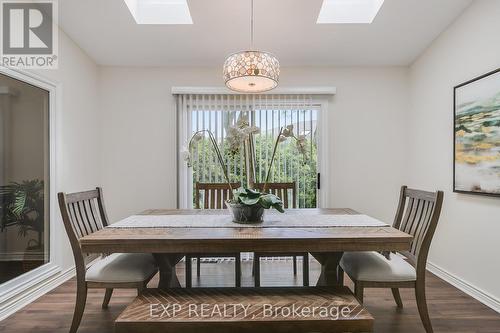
[
  {"xmin": 0, "ymin": 179, "xmax": 45, "ymax": 233},
  {"xmin": 272, "ymin": 202, "xmax": 285, "ymax": 213},
  {"xmin": 245, "ymin": 188, "xmax": 262, "ymax": 198},
  {"xmin": 240, "ymin": 196, "xmax": 260, "ymax": 205},
  {"xmin": 232, "ymin": 187, "xmax": 247, "ymax": 202},
  {"xmin": 13, "ymin": 190, "xmax": 27, "ymax": 216},
  {"xmin": 259, "ymin": 194, "xmax": 284, "ymax": 213}
]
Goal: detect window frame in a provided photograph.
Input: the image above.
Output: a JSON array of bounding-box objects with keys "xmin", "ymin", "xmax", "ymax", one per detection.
[{"xmin": 0, "ymin": 67, "xmax": 60, "ymax": 318}]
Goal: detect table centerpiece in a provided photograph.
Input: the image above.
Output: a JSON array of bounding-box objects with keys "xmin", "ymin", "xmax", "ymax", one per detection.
[{"xmin": 182, "ymin": 114, "xmax": 307, "ymax": 224}]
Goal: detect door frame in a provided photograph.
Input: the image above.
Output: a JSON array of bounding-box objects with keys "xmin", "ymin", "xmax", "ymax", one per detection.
[
  {"xmin": 176, "ymin": 94, "xmax": 332, "ymax": 209},
  {"xmin": 316, "ymin": 96, "xmax": 332, "ymax": 208}
]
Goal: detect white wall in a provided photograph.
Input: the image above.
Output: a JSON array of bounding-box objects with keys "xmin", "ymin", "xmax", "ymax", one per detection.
[
  {"xmin": 408, "ymin": 0, "xmax": 500, "ymax": 304},
  {"xmin": 99, "ymin": 66, "xmax": 408, "ymax": 223},
  {"xmin": 32, "ymin": 30, "xmax": 101, "ymax": 270}
]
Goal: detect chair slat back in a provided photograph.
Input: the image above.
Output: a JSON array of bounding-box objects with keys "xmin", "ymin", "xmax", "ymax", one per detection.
[
  {"xmin": 58, "ymin": 187, "xmax": 110, "ymax": 279},
  {"xmin": 195, "ymin": 183, "xmax": 240, "ymax": 209},
  {"xmin": 59, "ymin": 188, "xmax": 109, "ymax": 239},
  {"xmin": 253, "ymin": 182, "xmax": 297, "ymax": 209},
  {"xmin": 393, "ymin": 186, "xmax": 443, "ymax": 269}
]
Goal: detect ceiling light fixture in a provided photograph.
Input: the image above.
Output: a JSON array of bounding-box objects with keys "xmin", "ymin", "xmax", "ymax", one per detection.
[
  {"xmin": 223, "ymin": 0, "xmax": 279, "ymax": 93},
  {"xmin": 317, "ymin": 0, "xmax": 384, "ymax": 24}
]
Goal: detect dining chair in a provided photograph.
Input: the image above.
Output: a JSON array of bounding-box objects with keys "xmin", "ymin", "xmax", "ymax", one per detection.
[
  {"xmin": 185, "ymin": 182, "xmax": 242, "ymax": 287},
  {"xmin": 252, "ymin": 182, "xmax": 309, "ymax": 287},
  {"xmin": 58, "ymin": 188, "xmax": 158, "ymax": 333},
  {"xmin": 340, "ymin": 185, "xmax": 444, "ymax": 333}
]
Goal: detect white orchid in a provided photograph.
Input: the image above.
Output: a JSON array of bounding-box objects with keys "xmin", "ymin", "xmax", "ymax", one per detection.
[
  {"xmin": 227, "ymin": 121, "xmax": 263, "ymax": 155},
  {"xmin": 225, "ymin": 126, "xmax": 243, "ymax": 154},
  {"xmin": 295, "ymin": 135, "xmax": 308, "ymax": 160},
  {"xmin": 228, "ymin": 125, "xmax": 248, "ymax": 140},
  {"xmin": 180, "ymin": 146, "xmax": 191, "ymax": 166},
  {"xmin": 228, "ymin": 125, "xmax": 247, "ymax": 139},
  {"xmin": 243, "ymin": 125, "xmax": 261, "ymax": 135},
  {"xmin": 192, "ymin": 132, "xmax": 204, "ymax": 143},
  {"xmin": 275, "ymin": 128, "xmax": 308, "ymax": 161},
  {"xmin": 236, "ymin": 114, "xmax": 250, "ymax": 128},
  {"xmin": 297, "ymin": 141, "xmax": 307, "ymax": 157},
  {"xmin": 183, "ymin": 122, "xmax": 309, "ymax": 196},
  {"xmin": 282, "ymin": 124, "xmax": 294, "ymax": 137}
]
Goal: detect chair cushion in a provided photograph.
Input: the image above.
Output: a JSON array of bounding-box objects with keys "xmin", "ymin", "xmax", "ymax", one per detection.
[
  {"xmin": 340, "ymin": 252, "xmax": 416, "ymax": 282},
  {"xmin": 86, "ymin": 253, "xmax": 157, "ymax": 283}
]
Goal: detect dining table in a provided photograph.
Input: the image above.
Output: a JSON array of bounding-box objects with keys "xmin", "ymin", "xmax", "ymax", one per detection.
[{"xmin": 79, "ymin": 208, "xmax": 412, "ymax": 289}]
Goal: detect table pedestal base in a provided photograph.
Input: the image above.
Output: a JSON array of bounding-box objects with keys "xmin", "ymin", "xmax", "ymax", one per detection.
[
  {"xmin": 153, "ymin": 254, "xmax": 183, "ymax": 289},
  {"xmin": 153, "ymin": 252, "xmax": 344, "ymax": 289},
  {"xmin": 311, "ymin": 252, "xmax": 344, "ymax": 286}
]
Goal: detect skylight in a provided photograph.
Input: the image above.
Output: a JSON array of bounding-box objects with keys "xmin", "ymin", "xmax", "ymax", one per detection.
[
  {"xmin": 124, "ymin": 0, "xmax": 193, "ymax": 24},
  {"xmin": 317, "ymin": 0, "xmax": 384, "ymax": 24}
]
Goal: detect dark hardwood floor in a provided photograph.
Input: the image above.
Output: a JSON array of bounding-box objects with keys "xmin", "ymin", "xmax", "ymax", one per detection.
[{"xmin": 1, "ymin": 258, "xmax": 499, "ymax": 333}]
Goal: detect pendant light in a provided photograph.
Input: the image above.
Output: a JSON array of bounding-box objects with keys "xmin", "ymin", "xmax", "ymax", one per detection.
[{"xmin": 223, "ymin": 0, "xmax": 279, "ymax": 93}]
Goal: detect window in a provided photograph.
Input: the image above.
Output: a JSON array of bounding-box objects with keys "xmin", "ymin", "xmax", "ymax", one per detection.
[
  {"xmin": 0, "ymin": 73, "xmax": 50, "ymax": 284},
  {"xmin": 177, "ymin": 94, "xmax": 321, "ymax": 209}
]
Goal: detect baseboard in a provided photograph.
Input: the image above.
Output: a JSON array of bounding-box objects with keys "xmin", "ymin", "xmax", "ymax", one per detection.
[
  {"xmin": 0, "ymin": 265, "xmax": 76, "ymax": 321},
  {"xmin": 427, "ymin": 261, "xmax": 500, "ymax": 313}
]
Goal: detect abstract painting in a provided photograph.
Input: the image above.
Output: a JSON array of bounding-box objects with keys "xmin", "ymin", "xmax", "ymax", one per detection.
[{"xmin": 454, "ymin": 68, "xmax": 500, "ymax": 196}]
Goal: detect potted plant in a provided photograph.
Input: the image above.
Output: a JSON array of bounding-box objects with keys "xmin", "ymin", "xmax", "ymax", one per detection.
[
  {"xmin": 0, "ymin": 179, "xmax": 45, "ymax": 269},
  {"xmin": 182, "ymin": 115, "xmax": 307, "ymax": 224}
]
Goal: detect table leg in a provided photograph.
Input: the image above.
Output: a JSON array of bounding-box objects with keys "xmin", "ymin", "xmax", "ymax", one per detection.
[
  {"xmin": 153, "ymin": 254, "xmax": 183, "ymax": 289},
  {"xmin": 310, "ymin": 252, "xmax": 344, "ymax": 286}
]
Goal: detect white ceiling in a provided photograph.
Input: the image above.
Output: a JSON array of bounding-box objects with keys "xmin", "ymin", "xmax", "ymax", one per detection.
[{"xmin": 59, "ymin": 0, "xmax": 473, "ymax": 67}]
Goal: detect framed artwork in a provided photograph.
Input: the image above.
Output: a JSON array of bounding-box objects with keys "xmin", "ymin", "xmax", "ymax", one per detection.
[{"xmin": 454, "ymin": 68, "xmax": 500, "ymax": 196}]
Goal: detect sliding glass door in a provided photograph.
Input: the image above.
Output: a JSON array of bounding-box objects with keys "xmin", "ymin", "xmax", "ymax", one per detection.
[
  {"xmin": 178, "ymin": 94, "xmax": 320, "ymax": 209},
  {"xmin": 0, "ymin": 73, "xmax": 50, "ymax": 284}
]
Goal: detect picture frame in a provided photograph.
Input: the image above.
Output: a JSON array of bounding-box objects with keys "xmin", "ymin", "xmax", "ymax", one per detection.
[{"xmin": 453, "ymin": 68, "xmax": 500, "ymax": 197}]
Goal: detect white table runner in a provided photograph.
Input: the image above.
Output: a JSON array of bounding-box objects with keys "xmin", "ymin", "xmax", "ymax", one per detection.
[{"xmin": 108, "ymin": 214, "xmax": 388, "ymax": 228}]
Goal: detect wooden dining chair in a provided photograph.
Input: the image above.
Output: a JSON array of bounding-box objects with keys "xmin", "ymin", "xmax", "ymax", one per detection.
[
  {"xmin": 252, "ymin": 182, "xmax": 309, "ymax": 287},
  {"xmin": 185, "ymin": 182, "xmax": 242, "ymax": 288},
  {"xmin": 340, "ymin": 186, "xmax": 444, "ymax": 333},
  {"xmin": 58, "ymin": 188, "xmax": 158, "ymax": 333}
]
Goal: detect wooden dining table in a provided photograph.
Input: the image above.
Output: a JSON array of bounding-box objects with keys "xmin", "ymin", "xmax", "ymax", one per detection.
[{"xmin": 80, "ymin": 208, "xmax": 412, "ymax": 289}]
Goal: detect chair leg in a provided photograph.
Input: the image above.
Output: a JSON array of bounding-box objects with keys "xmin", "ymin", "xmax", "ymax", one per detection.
[
  {"xmin": 392, "ymin": 288, "xmax": 403, "ymax": 308},
  {"xmin": 415, "ymin": 281, "xmax": 433, "ymax": 333},
  {"xmin": 293, "ymin": 255, "xmax": 297, "ymax": 275},
  {"xmin": 196, "ymin": 256, "xmax": 201, "ymax": 277},
  {"xmin": 235, "ymin": 254, "xmax": 241, "ymax": 287},
  {"xmin": 137, "ymin": 283, "xmax": 146, "ymax": 295},
  {"xmin": 354, "ymin": 282, "xmax": 364, "ymax": 304},
  {"xmin": 337, "ymin": 265, "xmax": 345, "ymax": 286},
  {"xmin": 185, "ymin": 255, "xmax": 192, "ymax": 288},
  {"xmin": 254, "ymin": 255, "xmax": 261, "ymax": 287},
  {"xmin": 302, "ymin": 254, "xmax": 309, "ymax": 286},
  {"xmin": 101, "ymin": 288, "xmax": 113, "ymax": 309},
  {"xmin": 70, "ymin": 283, "xmax": 87, "ymax": 333}
]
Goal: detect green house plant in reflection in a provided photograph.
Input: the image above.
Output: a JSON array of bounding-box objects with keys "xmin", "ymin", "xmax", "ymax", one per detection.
[
  {"xmin": 182, "ymin": 114, "xmax": 307, "ymax": 224},
  {"xmin": 0, "ymin": 179, "xmax": 45, "ymax": 270}
]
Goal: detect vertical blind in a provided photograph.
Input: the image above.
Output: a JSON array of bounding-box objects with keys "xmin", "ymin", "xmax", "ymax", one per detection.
[{"xmin": 177, "ymin": 94, "xmax": 319, "ymax": 209}]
